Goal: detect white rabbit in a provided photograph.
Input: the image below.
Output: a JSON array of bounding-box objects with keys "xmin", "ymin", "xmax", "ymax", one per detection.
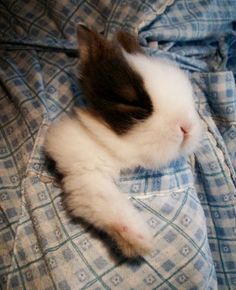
[{"xmin": 45, "ymin": 25, "xmax": 202, "ymax": 257}]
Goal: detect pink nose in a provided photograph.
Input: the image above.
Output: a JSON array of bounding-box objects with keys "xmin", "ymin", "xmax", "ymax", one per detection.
[
  {"xmin": 180, "ymin": 122, "xmax": 193, "ymax": 137},
  {"xmin": 181, "ymin": 126, "xmax": 188, "ymax": 135}
]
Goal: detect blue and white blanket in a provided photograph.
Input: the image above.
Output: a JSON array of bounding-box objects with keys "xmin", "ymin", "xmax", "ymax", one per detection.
[{"xmin": 0, "ymin": 1, "xmax": 236, "ymax": 289}]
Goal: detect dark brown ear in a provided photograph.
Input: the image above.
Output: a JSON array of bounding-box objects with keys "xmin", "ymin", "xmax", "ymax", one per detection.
[
  {"xmin": 116, "ymin": 30, "xmax": 143, "ymax": 54},
  {"xmin": 77, "ymin": 24, "xmax": 110, "ymax": 62}
]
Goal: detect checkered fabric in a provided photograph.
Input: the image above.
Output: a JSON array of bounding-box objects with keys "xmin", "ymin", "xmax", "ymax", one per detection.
[{"xmin": 0, "ymin": 0, "xmax": 235, "ymax": 289}]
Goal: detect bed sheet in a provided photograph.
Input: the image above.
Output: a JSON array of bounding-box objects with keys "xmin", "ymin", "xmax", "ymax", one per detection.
[{"xmin": 0, "ymin": 1, "xmax": 236, "ymax": 289}]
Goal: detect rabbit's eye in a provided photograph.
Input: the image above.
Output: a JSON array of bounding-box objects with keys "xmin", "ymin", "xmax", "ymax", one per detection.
[{"xmin": 120, "ymin": 86, "xmax": 137, "ymax": 101}]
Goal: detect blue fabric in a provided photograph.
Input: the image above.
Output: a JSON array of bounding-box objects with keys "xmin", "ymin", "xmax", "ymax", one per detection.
[{"xmin": 0, "ymin": 0, "xmax": 235, "ymax": 289}]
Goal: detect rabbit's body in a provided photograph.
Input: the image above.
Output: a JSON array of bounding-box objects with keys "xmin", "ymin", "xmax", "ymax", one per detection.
[{"xmin": 45, "ymin": 26, "xmax": 202, "ymax": 257}]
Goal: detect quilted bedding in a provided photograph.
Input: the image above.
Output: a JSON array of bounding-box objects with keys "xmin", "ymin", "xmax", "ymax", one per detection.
[{"xmin": 0, "ymin": 1, "xmax": 236, "ymax": 289}]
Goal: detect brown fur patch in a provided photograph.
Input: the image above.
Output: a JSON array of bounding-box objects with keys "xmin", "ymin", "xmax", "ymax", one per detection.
[
  {"xmin": 77, "ymin": 25, "xmax": 153, "ymax": 134},
  {"xmin": 116, "ymin": 30, "xmax": 143, "ymax": 54}
]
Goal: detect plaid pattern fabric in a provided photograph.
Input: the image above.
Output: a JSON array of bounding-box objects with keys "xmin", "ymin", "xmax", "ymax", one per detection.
[{"xmin": 0, "ymin": 0, "xmax": 235, "ymax": 289}]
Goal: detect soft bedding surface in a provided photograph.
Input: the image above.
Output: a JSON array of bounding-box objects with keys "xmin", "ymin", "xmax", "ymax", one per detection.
[{"xmin": 0, "ymin": 1, "xmax": 236, "ymax": 289}]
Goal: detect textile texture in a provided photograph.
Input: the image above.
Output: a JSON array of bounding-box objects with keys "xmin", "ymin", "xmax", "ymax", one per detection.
[{"xmin": 0, "ymin": 0, "xmax": 236, "ymax": 289}]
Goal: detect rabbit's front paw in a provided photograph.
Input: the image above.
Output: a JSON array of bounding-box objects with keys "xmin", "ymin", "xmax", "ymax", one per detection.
[{"xmin": 108, "ymin": 222, "xmax": 153, "ymax": 257}]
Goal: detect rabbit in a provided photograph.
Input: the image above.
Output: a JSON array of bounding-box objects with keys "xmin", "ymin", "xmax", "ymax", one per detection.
[{"xmin": 45, "ymin": 25, "xmax": 202, "ymax": 257}]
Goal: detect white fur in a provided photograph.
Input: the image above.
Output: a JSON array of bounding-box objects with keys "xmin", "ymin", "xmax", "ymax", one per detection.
[{"xmin": 45, "ymin": 53, "xmax": 202, "ymax": 257}]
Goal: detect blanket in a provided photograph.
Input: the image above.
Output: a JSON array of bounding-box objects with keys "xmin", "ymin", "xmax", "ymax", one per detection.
[{"xmin": 0, "ymin": 0, "xmax": 236, "ymax": 289}]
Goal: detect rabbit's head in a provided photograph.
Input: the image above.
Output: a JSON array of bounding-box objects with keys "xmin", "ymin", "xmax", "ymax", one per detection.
[{"xmin": 77, "ymin": 25, "xmax": 202, "ymax": 168}]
